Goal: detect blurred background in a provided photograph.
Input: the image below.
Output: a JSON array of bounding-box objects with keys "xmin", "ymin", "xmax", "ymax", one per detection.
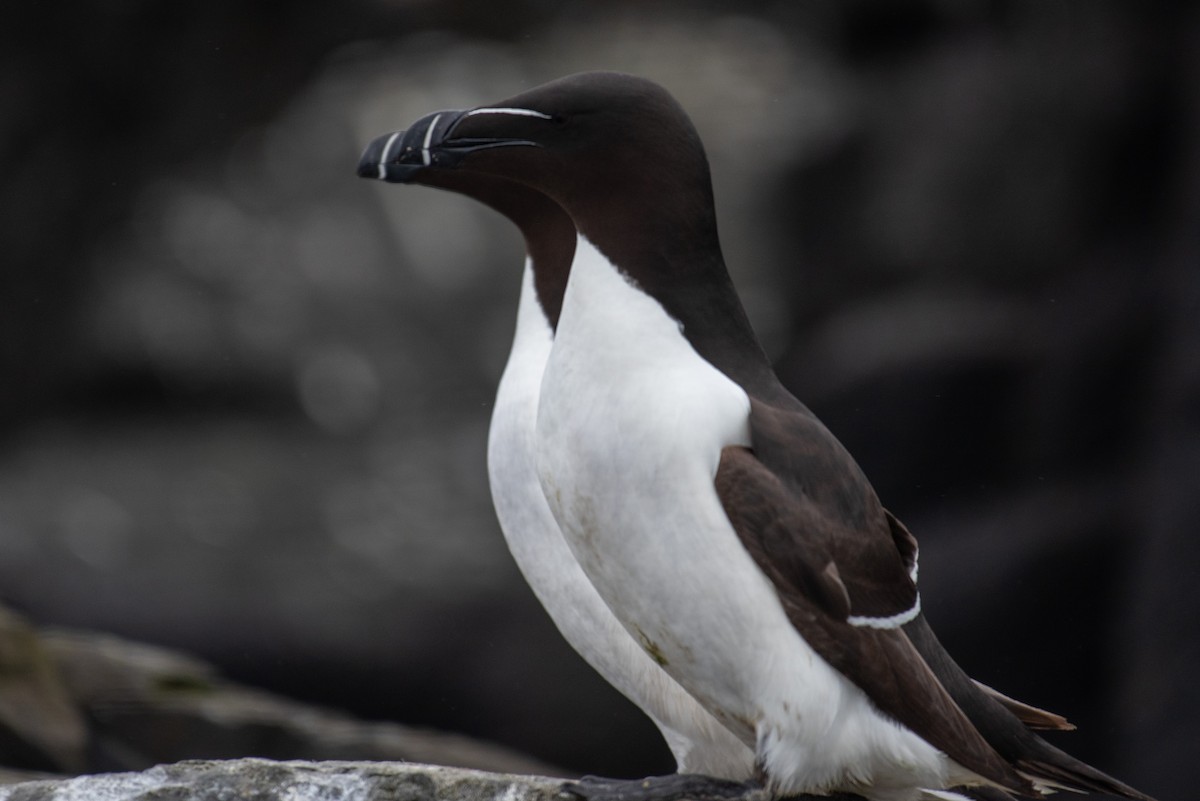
[{"xmin": 1, "ymin": 1, "xmax": 1195, "ymax": 798}]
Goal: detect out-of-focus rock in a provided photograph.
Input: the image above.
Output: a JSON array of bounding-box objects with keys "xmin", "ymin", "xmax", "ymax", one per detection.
[
  {"xmin": 38, "ymin": 628, "xmax": 560, "ymax": 777},
  {"xmin": 0, "ymin": 769, "xmax": 57, "ymax": 788},
  {"xmin": 0, "ymin": 608, "xmax": 87, "ymax": 774},
  {"xmin": 0, "ymin": 609, "xmax": 559, "ymax": 783}
]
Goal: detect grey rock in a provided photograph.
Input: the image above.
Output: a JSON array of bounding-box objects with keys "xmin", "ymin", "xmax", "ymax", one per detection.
[
  {"xmin": 0, "ymin": 772, "xmax": 57, "ymax": 789},
  {"xmin": 0, "ymin": 759, "xmax": 572, "ymax": 801}
]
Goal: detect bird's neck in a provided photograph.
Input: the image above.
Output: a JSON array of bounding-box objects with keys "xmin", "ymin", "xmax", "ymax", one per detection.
[
  {"xmin": 570, "ymin": 210, "xmax": 779, "ymax": 398},
  {"xmin": 522, "ymin": 228, "xmax": 573, "ymax": 332}
]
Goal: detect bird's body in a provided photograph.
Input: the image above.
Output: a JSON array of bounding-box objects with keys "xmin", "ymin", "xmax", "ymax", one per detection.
[
  {"xmin": 358, "ymin": 71, "xmax": 1157, "ymax": 801},
  {"xmin": 359, "ymin": 118, "xmax": 754, "ymax": 779},
  {"xmin": 538, "ymin": 234, "xmax": 971, "ymax": 798},
  {"xmin": 490, "ymin": 258, "xmax": 754, "ymax": 778}
]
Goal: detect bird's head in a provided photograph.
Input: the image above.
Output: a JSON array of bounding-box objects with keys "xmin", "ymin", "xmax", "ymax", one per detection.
[
  {"xmin": 357, "ymin": 108, "xmax": 576, "ymax": 328},
  {"xmin": 358, "ymin": 72, "xmax": 715, "ymax": 238}
]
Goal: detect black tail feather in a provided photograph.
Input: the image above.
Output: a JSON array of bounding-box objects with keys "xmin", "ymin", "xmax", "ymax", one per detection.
[
  {"xmin": 1015, "ymin": 755, "xmax": 1156, "ymax": 801},
  {"xmin": 903, "ymin": 615, "xmax": 1157, "ymax": 801}
]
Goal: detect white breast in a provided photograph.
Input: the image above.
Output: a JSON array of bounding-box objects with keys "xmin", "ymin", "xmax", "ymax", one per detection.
[
  {"xmin": 535, "ymin": 236, "xmax": 971, "ymax": 800},
  {"xmin": 487, "ymin": 261, "xmax": 753, "ymax": 778}
]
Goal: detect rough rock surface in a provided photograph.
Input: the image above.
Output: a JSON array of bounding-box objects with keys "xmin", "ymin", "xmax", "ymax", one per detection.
[
  {"xmin": 0, "ymin": 759, "xmax": 574, "ymax": 801},
  {"xmin": 0, "ymin": 759, "xmax": 861, "ymax": 801}
]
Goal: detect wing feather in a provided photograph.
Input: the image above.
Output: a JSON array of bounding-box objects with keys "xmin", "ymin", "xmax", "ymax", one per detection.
[{"xmin": 714, "ymin": 444, "xmax": 1030, "ymax": 795}]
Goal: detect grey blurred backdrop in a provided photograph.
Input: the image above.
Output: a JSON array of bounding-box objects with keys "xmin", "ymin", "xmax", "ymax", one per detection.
[{"xmin": 1, "ymin": 1, "xmax": 1195, "ymax": 798}]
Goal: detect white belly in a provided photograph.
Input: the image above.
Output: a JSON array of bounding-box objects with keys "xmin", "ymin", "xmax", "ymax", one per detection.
[
  {"xmin": 536, "ymin": 236, "xmax": 963, "ymax": 799},
  {"xmin": 488, "ymin": 261, "xmax": 753, "ymax": 779}
]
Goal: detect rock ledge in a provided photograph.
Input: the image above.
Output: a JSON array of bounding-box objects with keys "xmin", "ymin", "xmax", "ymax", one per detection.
[{"xmin": 0, "ymin": 758, "xmax": 571, "ymax": 801}]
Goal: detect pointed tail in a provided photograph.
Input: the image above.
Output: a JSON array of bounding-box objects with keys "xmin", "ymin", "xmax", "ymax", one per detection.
[{"xmin": 903, "ymin": 615, "xmax": 1157, "ymax": 801}]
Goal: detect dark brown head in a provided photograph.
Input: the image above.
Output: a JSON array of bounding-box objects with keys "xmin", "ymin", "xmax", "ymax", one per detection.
[
  {"xmin": 363, "ymin": 73, "xmax": 720, "ymax": 265},
  {"xmin": 357, "ymin": 110, "xmax": 573, "ymax": 327}
]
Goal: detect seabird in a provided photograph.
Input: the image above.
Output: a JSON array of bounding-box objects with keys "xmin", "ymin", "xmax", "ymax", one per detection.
[
  {"xmin": 358, "ymin": 115, "xmax": 757, "ymax": 781},
  {"xmin": 358, "ymin": 74, "xmax": 1157, "ymax": 801}
]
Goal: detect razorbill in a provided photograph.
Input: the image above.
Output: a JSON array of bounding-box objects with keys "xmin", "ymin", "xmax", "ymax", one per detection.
[{"xmin": 358, "ymin": 74, "xmax": 1157, "ymax": 801}]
